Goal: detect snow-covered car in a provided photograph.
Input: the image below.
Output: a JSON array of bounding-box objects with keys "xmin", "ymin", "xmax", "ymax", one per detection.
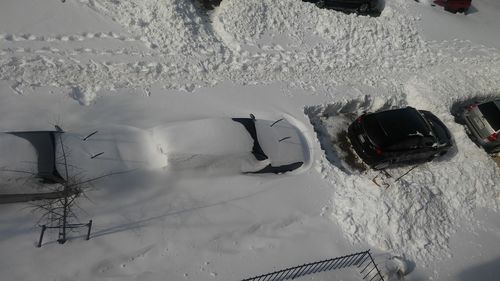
[
  {"xmin": 462, "ymin": 99, "xmax": 500, "ymax": 153},
  {"xmin": 151, "ymin": 116, "xmax": 310, "ymax": 174},
  {"xmin": 304, "ymin": 0, "xmax": 379, "ymax": 14},
  {"xmin": 348, "ymin": 107, "xmax": 453, "ymax": 169}
]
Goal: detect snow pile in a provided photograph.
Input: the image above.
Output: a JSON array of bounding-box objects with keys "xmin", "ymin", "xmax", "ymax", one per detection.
[
  {"xmin": 79, "ymin": 0, "xmax": 225, "ymax": 57},
  {"xmin": 306, "ymin": 97, "xmax": 500, "ymax": 263}
]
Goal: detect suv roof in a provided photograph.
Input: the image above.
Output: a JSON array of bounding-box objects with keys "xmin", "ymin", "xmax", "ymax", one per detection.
[{"xmin": 363, "ymin": 107, "xmax": 432, "ymax": 148}]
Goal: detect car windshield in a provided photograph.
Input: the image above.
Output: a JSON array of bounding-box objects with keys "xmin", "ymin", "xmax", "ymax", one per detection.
[
  {"xmin": 231, "ymin": 118, "xmax": 268, "ymax": 161},
  {"xmin": 478, "ymin": 101, "xmax": 500, "ymax": 131}
]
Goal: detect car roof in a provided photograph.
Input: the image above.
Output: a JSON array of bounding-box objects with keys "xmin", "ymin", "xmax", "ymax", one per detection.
[{"xmin": 364, "ymin": 107, "xmax": 432, "ymax": 147}]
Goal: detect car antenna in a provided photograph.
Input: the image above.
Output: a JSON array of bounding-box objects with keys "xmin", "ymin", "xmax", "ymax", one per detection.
[
  {"xmin": 83, "ymin": 130, "xmax": 98, "ymax": 141},
  {"xmin": 270, "ymin": 118, "xmax": 284, "ymax": 127},
  {"xmin": 278, "ymin": 136, "xmax": 291, "ymax": 142}
]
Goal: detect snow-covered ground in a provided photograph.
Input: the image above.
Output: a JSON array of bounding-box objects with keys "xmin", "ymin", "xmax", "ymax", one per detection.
[{"xmin": 1, "ymin": 0, "xmax": 499, "ymax": 280}]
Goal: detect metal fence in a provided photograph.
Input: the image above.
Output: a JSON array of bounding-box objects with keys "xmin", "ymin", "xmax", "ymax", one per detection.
[{"xmin": 241, "ymin": 250, "xmax": 384, "ymax": 281}]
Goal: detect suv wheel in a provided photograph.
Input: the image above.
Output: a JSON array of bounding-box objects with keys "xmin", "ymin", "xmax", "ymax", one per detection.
[{"xmin": 358, "ymin": 3, "xmax": 369, "ymax": 13}]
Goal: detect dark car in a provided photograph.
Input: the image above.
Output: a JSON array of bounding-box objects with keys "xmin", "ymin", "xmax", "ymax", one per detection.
[
  {"xmin": 348, "ymin": 107, "xmax": 453, "ymax": 169},
  {"xmin": 304, "ymin": 0, "xmax": 379, "ymax": 14},
  {"xmin": 443, "ymin": 0, "xmax": 471, "ymax": 14}
]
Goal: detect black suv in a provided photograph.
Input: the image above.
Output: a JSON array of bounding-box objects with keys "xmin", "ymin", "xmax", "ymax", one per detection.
[
  {"xmin": 348, "ymin": 107, "xmax": 453, "ymax": 169},
  {"xmin": 304, "ymin": 0, "xmax": 379, "ymax": 14}
]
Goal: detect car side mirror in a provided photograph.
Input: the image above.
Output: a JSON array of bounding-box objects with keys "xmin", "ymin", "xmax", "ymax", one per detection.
[{"xmin": 250, "ymin": 113, "xmax": 256, "ymax": 120}]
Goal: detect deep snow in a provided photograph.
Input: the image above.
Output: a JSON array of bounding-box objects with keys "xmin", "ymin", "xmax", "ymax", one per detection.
[{"xmin": 1, "ymin": 0, "xmax": 500, "ymax": 280}]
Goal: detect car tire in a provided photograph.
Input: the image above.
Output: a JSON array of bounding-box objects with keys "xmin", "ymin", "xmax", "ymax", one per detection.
[
  {"xmin": 315, "ymin": 0, "xmax": 325, "ymax": 8},
  {"xmin": 429, "ymin": 150, "xmax": 447, "ymax": 161},
  {"xmin": 358, "ymin": 3, "xmax": 369, "ymax": 13}
]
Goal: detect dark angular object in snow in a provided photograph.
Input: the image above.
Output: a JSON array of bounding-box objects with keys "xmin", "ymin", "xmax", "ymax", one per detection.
[
  {"xmin": 347, "ymin": 107, "xmax": 453, "ymax": 169},
  {"xmin": 303, "ymin": 0, "xmax": 380, "ymax": 15}
]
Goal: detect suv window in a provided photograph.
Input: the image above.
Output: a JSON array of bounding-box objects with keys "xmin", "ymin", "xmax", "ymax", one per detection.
[{"xmin": 478, "ymin": 101, "xmax": 500, "ymax": 131}]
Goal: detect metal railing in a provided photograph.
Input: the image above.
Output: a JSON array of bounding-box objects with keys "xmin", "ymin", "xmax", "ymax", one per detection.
[{"xmin": 241, "ymin": 250, "xmax": 384, "ymax": 281}]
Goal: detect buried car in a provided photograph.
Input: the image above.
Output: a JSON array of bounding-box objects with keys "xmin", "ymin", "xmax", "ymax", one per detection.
[
  {"xmin": 462, "ymin": 99, "xmax": 500, "ymax": 153},
  {"xmin": 348, "ymin": 107, "xmax": 453, "ymax": 169},
  {"xmin": 151, "ymin": 116, "xmax": 310, "ymax": 174},
  {"xmin": 304, "ymin": 0, "xmax": 379, "ymax": 14}
]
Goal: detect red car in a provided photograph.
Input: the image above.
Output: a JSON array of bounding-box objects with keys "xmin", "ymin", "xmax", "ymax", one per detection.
[{"xmin": 443, "ymin": 0, "xmax": 471, "ymax": 13}]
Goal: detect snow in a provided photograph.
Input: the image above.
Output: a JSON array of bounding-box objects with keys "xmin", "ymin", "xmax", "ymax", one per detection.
[{"xmin": 1, "ymin": 0, "xmax": 500, "ymax": 280}]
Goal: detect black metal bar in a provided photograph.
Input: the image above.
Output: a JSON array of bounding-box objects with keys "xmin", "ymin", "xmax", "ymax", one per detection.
[
  {"xmin": 339, "ymin": 255, "xmax": 356, "ymax": 269},
  {"xmin": 291, "ymin": 264, "xmax": 308, "ymax": 279},
  {"xmin": 370, "ymin": 272, "xmax": 380, "ymax": 281},
  {"xmin": 363, "ymin": 266, "xmax": 376, "ymax": 279},
  {"xmin": 37, "ymin": 225, "xmax": 46, "ymax": 248},
  {"xmin": 261, "ymin": 274, "xmax": 270, "ymax": 281},
  {"xmin": 347, "ymin": 254, "xmax": 361, "ymax": 266},
  {"xmin": 335, "ymin": 256, "xmax": 352, "ymax": 269},
  {"xmin": 86, "ymin": 220, "xmax": 92, "ymax": 240},
  {"xmin": 287, "ymin": 266, "xmax": 303, "ymax": 280},
  {"xmin": 310, "ymin": 261, "xmax": 326, "ymax": 273},
  {"xmin": 360, "ymin": 258, "xmax": 372, "ymax": 273},
  {"xmin": 326, "ymin": 258, "xmax": 341, "ymax": 270},
  {"xmin": 301, "ymin": 262, "xmax": 317, "ymax": 276},
  {"xmin": 275, "ymin": 269, "xmax": 289, "ymax": 281},
  {"xmin": 367, "ymin": 252, "xmax": 385, "ymax": 281},
  {"xmin": 356, "ymin": 252, "xmax": 369, "ymax": 265},
  {"xmin": 345, "ymin": 255, "xmax": 359, "ymax": 267},
  {"xmin": 358, "ymin": 254, "xmax": 371, "ymax": 268},
  {"xmin": 316, "ymin": 259, "xmax": 334, "ymax": 272},
  {"xmin": 301, "ymin": 262, "xmax": 319, "ymax": 276},
  {"xmin": 290, "ymin": 265, "xmax": 307, "ymax": 279},
  {"xmin": 240, "ymin": 251, "xmax": 374, "ymax": 281}
]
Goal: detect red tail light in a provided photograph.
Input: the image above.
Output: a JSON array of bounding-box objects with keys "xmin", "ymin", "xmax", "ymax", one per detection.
[
  {"xmin": 467, "ymin": 104, "xmax": 477, "ymax": 112},
  {"xmin": 487, "ymin": 132, "xmax": 498, "ymax": 142},
  {"xmin": 374, "ymin": 145, "xmax": 383, "ymax": 155},
  {"xmin": 356, "ymin": 116, "xmax": 363, "ymax": 124}
]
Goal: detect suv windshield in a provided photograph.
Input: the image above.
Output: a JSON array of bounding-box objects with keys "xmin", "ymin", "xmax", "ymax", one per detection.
[{"xmin": 478, "ymin": 101, "xmax": 500, "ymax": 131}]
